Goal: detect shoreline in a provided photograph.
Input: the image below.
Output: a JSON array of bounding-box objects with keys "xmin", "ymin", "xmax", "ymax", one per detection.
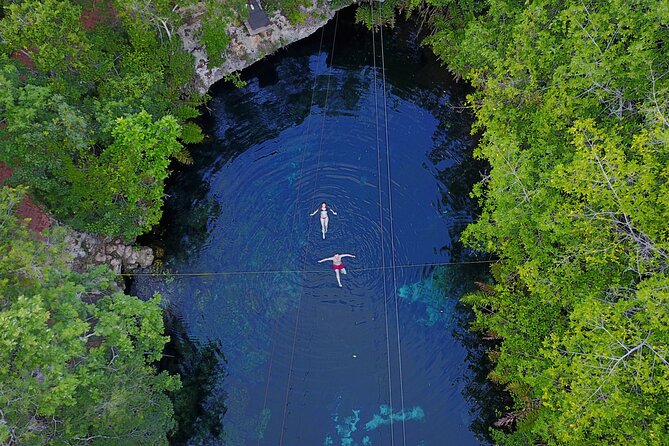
[{"xmin": 178, "ymin": 3, "xmax": 355, "ymax": 93}]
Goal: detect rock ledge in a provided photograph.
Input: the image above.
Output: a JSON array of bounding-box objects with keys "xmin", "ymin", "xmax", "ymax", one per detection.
[
  {"xmin": 65, "ymin": 231, "xmax": 154, "ymax": 275},
  {"xmin": 178, "ymin": 3, "xmax": 349, "ymax": 93}
]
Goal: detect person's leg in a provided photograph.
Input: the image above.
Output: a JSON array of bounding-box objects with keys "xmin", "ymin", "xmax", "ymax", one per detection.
[
  {"xmin": 321, "ymin": 219, "xmax": 326, "ymax": 239},
  {"xmin": 324, "ymin": 218, "xmax": 329, "ymax": 234},
  {"xmin": 341, "ymin": 268, "xmax": 347, "ymax": 275},
  {"xmin": 335, "ymin": 269, "xmax": 342, "ymax": 287}
]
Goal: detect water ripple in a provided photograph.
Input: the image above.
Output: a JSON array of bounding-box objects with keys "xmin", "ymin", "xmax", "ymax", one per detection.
[{"xmin": 132, "ymin": 15, "xmax": 488, "ymax": 445}]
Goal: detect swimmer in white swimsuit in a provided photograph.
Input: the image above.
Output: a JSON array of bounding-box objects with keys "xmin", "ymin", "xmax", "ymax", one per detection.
[{"xmin": 310, "ymin": 202, "xmax": 337, "ymax": 239}]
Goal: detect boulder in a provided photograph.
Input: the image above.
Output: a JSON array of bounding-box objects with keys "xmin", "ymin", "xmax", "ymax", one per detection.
[{"xmin": 136, "ymin": 248, "xmax": 155, "ymax": 268}]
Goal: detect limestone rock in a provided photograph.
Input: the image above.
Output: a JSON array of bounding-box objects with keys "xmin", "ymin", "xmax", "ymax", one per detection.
[
  {"xmin": 136, "ymin": 248, "xmax": 155, "ymax": 268},
  {"xmin": 63, "ymin": 229, "xmax": 155, "ymax": 274},
  {"xmin": 110, "ymin": 257, "xmax": 122, "ymax": 273},
  {"xmin": 128, "ymin": 251, "xmax": 139, "ymax": 265},
  {"xmin": 177, "ymin": 3, "xmax": 349, "ymax": 93}
]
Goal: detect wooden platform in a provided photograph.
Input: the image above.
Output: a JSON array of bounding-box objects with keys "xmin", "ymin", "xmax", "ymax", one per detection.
[{"xmin": 245, "ymin": 0, "xmax": 271, "ymax": 35}]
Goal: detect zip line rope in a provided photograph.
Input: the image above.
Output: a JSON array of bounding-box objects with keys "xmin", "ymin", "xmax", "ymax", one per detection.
[
  {"xmin": 371, "ymin": 2, "xmax": 395, "ymax": 445},
  {"xmin": 279, "ymin": 10, "xmax": 340, "ymax": 446},
  {"xmin": 119, "ymin": 259, "xmax": 497, "ymax": 277},
  {"xmin": 379, "ymin": 15, "xmax": 408, "ymax": 444},
  {"xmin": 256, "ymin": 20, "xmax": 328, "ymax": 446}
]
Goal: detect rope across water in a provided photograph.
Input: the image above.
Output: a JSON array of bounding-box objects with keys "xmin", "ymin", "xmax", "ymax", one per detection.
[
  {"xmin": 258, "ymin": 17, "xmax": 329, "ymax": 446},
  {"xmin": 119, "ymin": 260, "xmax": 496, "ymax": 277}
]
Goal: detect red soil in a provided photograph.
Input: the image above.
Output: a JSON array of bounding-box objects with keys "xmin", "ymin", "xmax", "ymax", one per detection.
[
  {"xmin": 16, "ymin": 196, "xmax": 53, "ymax": 233},
  {"xmin": 80, "ymin": 0, "xmax": 118, "ymax": 30},
  {"xmin": 11, "ymin": 50, "xmax": 35, "ymax": 69},
  {"xmin": 0, "ymin": 163, "xmax": 12, "ymax": 183},
  {"xmin": 80, "ymin": 6, "xmax": 104, "ymax": 30},
  {"xmin": 0, "ymin": 163, "xmax": 53, "ymax": 233}
]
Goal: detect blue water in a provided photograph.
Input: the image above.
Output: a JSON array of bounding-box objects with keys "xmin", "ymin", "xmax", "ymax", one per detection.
[{"xmin": 133, "ymin": 10, "xmax": 497, "ymax": 446}]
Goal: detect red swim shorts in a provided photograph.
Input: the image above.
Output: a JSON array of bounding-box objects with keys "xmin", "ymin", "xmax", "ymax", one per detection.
[{"xmin": 333, "ymin": 263, "xmax": 345, "ymax": 270}]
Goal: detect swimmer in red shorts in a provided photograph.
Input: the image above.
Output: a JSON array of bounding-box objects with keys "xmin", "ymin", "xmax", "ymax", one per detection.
[
  {"xmin": 318, "ymin": 253, "xmax": 356, "ymax": 287},
  {"xmin": 310, "ymin": 202, "xmax": 337, "ymax": 239}
]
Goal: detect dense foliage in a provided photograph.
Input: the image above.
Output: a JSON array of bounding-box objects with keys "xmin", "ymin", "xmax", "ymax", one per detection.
[
  {"xmin": 0, "ymin": 186, "xmax": 179, "ymax": 444},
  {"xmin": 0, "ymin": 2, "xmax": 207, "ymax": 443},
  {"xmin": 0, "ymin": 0, "xmax": 347, "ymax": 238},
  {"xmin": 264, "ymin": 0, "xmax": 312, "ymax": 25},
  {"xmin": 412, "ymin": 0, "xmax": 669, "ymax": 443},
  {"xmin": 198, "ymin": 0, "xmax": 247, "ymax": 66},
  {"xmin": 0, "ymin": 0, "xmax": 204, "ymax": 239}
]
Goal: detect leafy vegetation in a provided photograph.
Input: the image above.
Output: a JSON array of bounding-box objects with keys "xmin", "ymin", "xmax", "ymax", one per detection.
[
  {"xmin": 0, "ymin": 0, "xmax": 204, "ymax": 239},
  {"xmin": 0, "ymin": 67, "xmax": 182, "ymax": 237},
  {"xmin": 0, "ymin": 186, "xmax": 179, "ymax": 444},
  {"xmin": 265, "ymin": 0, "xmax": 312, "ymax": 25},
  {"xmin": 359, "ymin": 0, "xmax": 668, "ymax": 441},
  {"xmin": 355, "ymin": 0, "xmax": 406, "ymax": 28},
  {"xmin": 0, "ymin": 1, "xmax": 210, "ymax": 443},
  {"xmin": 408, "ymin": 0, "xmax": 669, "ymax": 443},
  {"xmin": 199, "ymin": 0, "xmax": 248, "ymax": 66}
]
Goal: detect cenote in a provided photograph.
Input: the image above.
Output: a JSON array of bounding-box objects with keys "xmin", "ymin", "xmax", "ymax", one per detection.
[{"xmin": 132, "ymin": 7, "xmax": 507, "ymax": 445}]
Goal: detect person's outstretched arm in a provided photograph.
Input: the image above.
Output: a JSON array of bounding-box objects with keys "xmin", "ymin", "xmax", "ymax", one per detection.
[
  {"xmin": 329, "ymin": 208, "xmax": 337, "ymax": 215},
  {"xmin": 309, "ymin": 208, "xmax": 319, "ymax": 216},
  {"xmin": 318, "ymin": 257, "xmax": 334, "ymax": 263},
  {"xmin": 340, "ymin": 254, "xmax": 356, "ymax": 259}
]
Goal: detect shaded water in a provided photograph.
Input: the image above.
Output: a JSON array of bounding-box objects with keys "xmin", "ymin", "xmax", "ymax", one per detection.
[{"xmin": 133, "ymin": 8, "xmax": 502, "ymax": 446}]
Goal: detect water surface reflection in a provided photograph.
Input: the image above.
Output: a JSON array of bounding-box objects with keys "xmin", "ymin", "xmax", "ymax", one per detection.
[{"xmin": 134, "ymin": 8, "xmax": 504, "ymax": 445}]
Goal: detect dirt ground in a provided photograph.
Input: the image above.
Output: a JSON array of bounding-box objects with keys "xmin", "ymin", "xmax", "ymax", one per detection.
[{"xmin": 0, "ymin": 163, "xmax": 53, "ymax": 233}]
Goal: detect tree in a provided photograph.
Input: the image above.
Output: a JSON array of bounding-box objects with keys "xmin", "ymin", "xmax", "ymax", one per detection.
[
  {"xmin": 0, "ymin": 0, "xmax": 91, "ymax": 88},
  {"xmin": 0, "ymin": 186, "xmax": 180, "ymax": 444},
  {"xmin": 421, "ymin": 0, "xmax": 669, "ymax": 443},
  {"xmin": 0, "ymin": 61, "xmax": 181, "ymax": 238},
  {"xmin": 67, "ymin": 110, "xmax": 182, "ymax": 238},
  {"xmin": 0, "ymin": 0, "xmax": 202, "ymax": 239}
]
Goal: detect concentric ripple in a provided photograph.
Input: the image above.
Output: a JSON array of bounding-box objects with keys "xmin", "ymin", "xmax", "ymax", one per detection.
[{"xmin": 132, "ymin": 11, "xmax": 490, "ymax": 446}]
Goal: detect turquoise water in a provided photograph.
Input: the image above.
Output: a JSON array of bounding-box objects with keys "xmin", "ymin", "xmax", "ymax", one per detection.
[{"xmin": 132, "ymin": 9, "xmax": 502, "ymax": 445}]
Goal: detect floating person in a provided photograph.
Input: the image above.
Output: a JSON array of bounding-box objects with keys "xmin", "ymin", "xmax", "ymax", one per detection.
[
  {"xmin": 318, "ymin": 253, "xmax": 355, "ymax": 287},
  {"xmin": 310, "ymin": 202, "xmax": 337, "ymax": 239}
]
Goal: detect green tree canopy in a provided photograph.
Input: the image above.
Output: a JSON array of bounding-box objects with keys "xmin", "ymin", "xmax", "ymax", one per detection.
[
  {"xmin": 0, "ymin": 0, "xmax": 90, "ymax": 78},
  {"xmin": 0, "ymin": 0, "xmax": 204, "ymax": 239},
  {"xmin": 0, "ymin": 63, "xmax": 181, "ymax": 238},
  {"xmin": 416, "ymin": 0, "xmax": 669, "ymax": 443},
  {"xmin": 0, "ymin": 186, "xmax": 179, "ymax": 444}
]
